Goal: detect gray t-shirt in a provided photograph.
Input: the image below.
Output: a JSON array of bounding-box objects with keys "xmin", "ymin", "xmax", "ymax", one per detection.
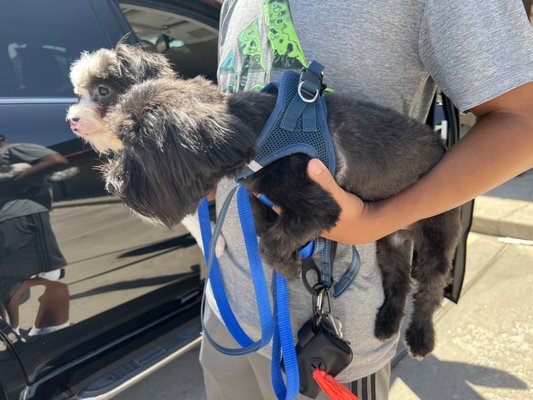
[
  {"xmin": 0, "ymin": 143, "xmax": 57, "ymax": 223},
  {"xmin": 210, "ymin": 0, "xmax": 533, "ymax": 381}
]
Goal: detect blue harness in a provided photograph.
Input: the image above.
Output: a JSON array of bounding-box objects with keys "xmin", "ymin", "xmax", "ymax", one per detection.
[
  {"xmin": 198, "ymin": 62, "xmax": 360, "ymax": 400},
  {"xmin": 236, "ymin": 61, "xmax": 336, "ymax": 180}
]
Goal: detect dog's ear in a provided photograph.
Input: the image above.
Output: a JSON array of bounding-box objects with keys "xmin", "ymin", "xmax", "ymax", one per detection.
[{"xmin": 114, "ymin": 43, "xmax": 176, "ymax": 83}]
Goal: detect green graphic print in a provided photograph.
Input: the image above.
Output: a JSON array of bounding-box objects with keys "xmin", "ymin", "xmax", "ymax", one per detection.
[
  {"xmin": 218, "ymin": 0, "xmax": 307, "ymax": 92},
  {"xmin": 263, "ymin": 0, "xmax": 307, "ymax": 71},
  {"xmin": 219, "ymin": 50, "xmax": 237, "ymax": 92},
  {"xmin": 237, "ymin": 19, "xmax": 266, "ymax": 91}
]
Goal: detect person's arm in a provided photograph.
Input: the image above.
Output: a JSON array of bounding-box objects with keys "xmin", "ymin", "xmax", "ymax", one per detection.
[
  {"xmin": 12, "ymin": 152, "xmax": 69, "ymax": 183},
  {"xmin": 308, "ymin": 82, "xmax": 533, "ymax": 244}
]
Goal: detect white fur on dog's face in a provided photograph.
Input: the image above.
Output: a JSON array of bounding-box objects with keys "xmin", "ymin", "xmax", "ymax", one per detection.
[
  {"xmin": 67, "ymin": 49, "xmax": 122, "ymax": 153},
  {"xmin": 66, "ymin": 88, "xmax": 123, "ymax": 153},
  {"xmin": 67, "ymin": 49, "xmax": 123, "ymax": 153}
]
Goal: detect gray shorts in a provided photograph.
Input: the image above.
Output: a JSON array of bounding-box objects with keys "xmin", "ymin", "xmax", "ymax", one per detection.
[{"xmin": 0, "ymin": 212, "xmax": 66, "ymax": 305}]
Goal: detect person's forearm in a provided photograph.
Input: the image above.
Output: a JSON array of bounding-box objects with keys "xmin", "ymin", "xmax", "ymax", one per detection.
[
  {"xmin": 13, "ymin": 154, "xmax": 69, "ymax": 183},
  {"xmin": 316, "ymin": 111, "xmax": 533, "ymax": 244},
  {"xmin": 376, "ymin": 112, "xmax": 533, "ymax": 230}
]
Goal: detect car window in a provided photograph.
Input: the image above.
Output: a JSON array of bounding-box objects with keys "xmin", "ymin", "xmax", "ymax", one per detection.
[
  {"xmin": 0, "ymin": 0, "xmax": 111, "ymax": 98},
  {"xmin": 0, "ymin": 0, "xmax": 210, "ymax": 360},
  {"xmin": 120, "ymin": 2, "xmax": 218, "ymax": 81}
]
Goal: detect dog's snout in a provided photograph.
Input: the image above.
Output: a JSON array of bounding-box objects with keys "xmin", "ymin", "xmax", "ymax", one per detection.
[{"xmin": 67, "ymin": 116, "xmax": 80, "ymax": 130}]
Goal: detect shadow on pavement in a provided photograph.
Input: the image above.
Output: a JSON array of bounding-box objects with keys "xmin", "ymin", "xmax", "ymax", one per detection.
[{"xmin": 392, "ymin": 354, "xmax": 528, "ymax": 399}]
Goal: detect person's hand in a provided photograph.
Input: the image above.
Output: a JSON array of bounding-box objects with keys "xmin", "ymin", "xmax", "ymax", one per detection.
[
  {"xmin": 259, "ymin": 158, "xmax": 409, "ymax": 244},
  {"xmin": 306, "ymin": 159, "xmax": 383, "ymax": 244}
]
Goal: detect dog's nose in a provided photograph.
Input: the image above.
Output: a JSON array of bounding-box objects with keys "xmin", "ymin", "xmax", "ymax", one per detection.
[{"xmin": 68, "ymin": 117, "xmax": 80, "ymax": 130}]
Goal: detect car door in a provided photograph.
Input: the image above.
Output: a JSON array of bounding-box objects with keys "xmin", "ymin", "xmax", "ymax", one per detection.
[{"xmin": 0, "ymin": 1, "xmax": 219, "ymax": 398}]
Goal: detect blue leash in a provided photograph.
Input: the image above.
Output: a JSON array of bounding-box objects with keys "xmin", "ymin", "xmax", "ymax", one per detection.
[{"xmin": 198, "ymin": 186, "xmax": 300, "ymax": 399}]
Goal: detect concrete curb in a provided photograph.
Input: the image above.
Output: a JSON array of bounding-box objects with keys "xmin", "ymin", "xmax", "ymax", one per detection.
[{"xmin": 472, "ymin": 196, "xmax": 533, "ymax": 240}]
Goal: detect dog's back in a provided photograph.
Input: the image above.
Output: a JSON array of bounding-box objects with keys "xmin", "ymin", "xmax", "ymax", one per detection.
[
  {"xmin": 247, "ymin": 91, "xmax": 460, "ymax": 359},
  {"xmin": 325, "ymin": 94, "xmax": 445, "ymax": 201}
]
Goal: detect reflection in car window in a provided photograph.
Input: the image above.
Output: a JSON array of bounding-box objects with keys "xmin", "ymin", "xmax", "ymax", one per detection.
[
  {"xmin": 120, "ymin": 3, "xmax": 218, "ymax": 81},
  {"xmin": 0, "ymin": 1, "xmax": 111, "ymax": 98}
]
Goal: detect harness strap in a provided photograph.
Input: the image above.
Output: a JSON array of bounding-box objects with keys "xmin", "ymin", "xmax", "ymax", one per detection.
[
  {"xmin": 236, "ymin": 61, "xmax": 336, "ymax": 182},
  {"xmin": 316, "ymin": 238, "xmax": 361, "ymax": 298},
  {"xmin": 300, "ymin": 238, "xmax": 361, "ymax": 299}
]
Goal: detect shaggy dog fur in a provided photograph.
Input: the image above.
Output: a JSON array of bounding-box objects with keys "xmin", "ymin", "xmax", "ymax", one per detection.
[{"xmin": 66, "ymin": 44, "xmax": 461, "ymax": 358}]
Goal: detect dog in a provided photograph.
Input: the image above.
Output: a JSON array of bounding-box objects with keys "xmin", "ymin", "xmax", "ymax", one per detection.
[{"xmin": 66, "ymin": 44, "xmax": 461, "ymax": 358}]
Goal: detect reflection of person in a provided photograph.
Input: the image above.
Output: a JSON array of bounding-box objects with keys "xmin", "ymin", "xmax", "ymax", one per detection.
[
  {"xmin": 200, "ymin": 1, "xmax": 533, "ymax": 399},
  {"xmin": 0, "ymin": 134, "xmax": 70, "ymax": 337}
]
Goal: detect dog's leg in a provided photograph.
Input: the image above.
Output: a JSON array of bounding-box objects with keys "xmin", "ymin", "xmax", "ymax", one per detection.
[
  {"xmin": 374, "ymin": 232, "xmax": 413, "ymax": 340},
  {"xmin": 247, "ymin": 154, "xmax": 341, "ymax": 279},
  {"xmin": 258, "ymin": 187, "xmax": 341, "ymax": 280},
  {"xmin": 250, "ymin": 195, "xmax": 278, "ymax": 235},
  {"xmin": 405, "ymin": 209, "xmax": 461, "ymax": 358}
]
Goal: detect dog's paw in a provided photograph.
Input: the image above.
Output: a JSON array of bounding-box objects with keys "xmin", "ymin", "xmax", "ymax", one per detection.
[
  {"xmin": 259, "ymin": 232, "xmax": 301, "ymax": 280},
  {"xmin": 262, "ymin": 248, "xmax": 301, "ymax": 280},
  {"xmin": 374, "ymin": 304, "xmax": 403, "ymax": 340},
  {"xmin": 272, "ymin": 256, "xmax": 301, "ymax": 280},
  {"xmin": 404, "ymin": 321, "xmax": 435, "ymax": 359}
]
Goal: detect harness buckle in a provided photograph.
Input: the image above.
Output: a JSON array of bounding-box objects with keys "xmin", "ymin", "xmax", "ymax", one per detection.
[
  {"xmin": 313, "ymin": 286, "xmax": 331, "ymax": 318},
  {"xmin": 298, "ymin": 61, "xmax": 327, "ymax": 103},
  {"xmin": 297, "ymin": 80, "xmax": 320, "ymax": 103}
]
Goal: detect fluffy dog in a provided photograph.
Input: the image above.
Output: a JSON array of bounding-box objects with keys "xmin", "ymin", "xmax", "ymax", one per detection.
[{"xmin": 66, "ymin": 44, "xmax": 461, "ymax": 358}]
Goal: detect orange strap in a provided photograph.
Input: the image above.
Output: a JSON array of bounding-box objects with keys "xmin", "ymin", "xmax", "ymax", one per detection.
[{"xmin": 312, "ymin": 368, "xmax": 361, "ymax": 400}]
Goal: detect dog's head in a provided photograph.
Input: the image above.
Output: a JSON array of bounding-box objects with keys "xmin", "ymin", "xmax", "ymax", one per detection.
[
  {"xmin": 66, "ymin": 44, "xmax": 258, "ymax": 227},
  {"xmin": 66, "ymin": 43, "xmax": 175, "ymax": 153}
]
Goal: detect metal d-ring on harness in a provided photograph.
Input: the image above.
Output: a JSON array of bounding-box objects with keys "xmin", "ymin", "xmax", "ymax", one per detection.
[{"xmin": 198, "ymin": 62, "xmax": 361, "ymax": 400}]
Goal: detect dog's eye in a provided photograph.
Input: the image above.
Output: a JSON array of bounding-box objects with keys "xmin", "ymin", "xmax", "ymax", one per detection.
[{"xmin": 98, "ymin": 86, "xmax": 110, "ymax": 96}]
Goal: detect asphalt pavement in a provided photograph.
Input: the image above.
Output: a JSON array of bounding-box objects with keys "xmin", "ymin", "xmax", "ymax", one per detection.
[{"xmin": 116, "ymin": 169, "xmax": 533, "ymax": 400}]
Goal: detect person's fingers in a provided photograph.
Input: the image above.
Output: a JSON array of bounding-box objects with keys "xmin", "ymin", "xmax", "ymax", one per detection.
[
  {"xmin": 307, "ymin": 158, "xmax": 371, "ymax": 242},
  {"xmin": 307, "ymin": 158, "xmax": 345, "ymax": 200}
]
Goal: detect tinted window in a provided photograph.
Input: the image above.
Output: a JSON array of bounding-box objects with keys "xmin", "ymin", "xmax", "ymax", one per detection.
[
  {"xmin": 0, "ymin": 0, "xmax": 112, "ymax": 97},
  {"xmin": 0, "ymin": 0, "xmax": 208, "ymax": 375},
  {"xmin": 120, "ymin": 3, "xmax": 218, "ymax": 81}
]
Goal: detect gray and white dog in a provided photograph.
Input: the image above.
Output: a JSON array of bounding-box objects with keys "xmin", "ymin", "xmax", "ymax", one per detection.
[{"xmin": 66, "ymin": 44, "xmax": 461, "ymax": 358}]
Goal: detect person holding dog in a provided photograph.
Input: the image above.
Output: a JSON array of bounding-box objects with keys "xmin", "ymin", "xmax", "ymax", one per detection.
[{"xmin": 199, "ymin": 1, "xmax": 533, "ymax": 399}]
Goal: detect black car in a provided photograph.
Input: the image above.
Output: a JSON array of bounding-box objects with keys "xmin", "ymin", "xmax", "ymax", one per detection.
[{"xmin": 0, "ymin": 1, "xmax": 220, "ymax": 399}]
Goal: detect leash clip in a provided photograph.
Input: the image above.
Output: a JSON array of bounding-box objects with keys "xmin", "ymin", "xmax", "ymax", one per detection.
[{"xmin": 312, "ymin": 286, "xmax": 331, "ymax": 325}]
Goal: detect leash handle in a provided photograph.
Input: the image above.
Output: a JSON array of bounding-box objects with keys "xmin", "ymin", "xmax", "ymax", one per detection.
[
  {"xmin": 198, "ymin": 187, "xmax": 300, "ymax": 399},
  {"xmin": 199, "ymin": 187, "xmax": 273, "ymax": 354},
  {"xmin": 198, "ymin": 194, "xmax": 255, "ymax": 350}
]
